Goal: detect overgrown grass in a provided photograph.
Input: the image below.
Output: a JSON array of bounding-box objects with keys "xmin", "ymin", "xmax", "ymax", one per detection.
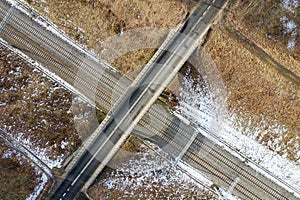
[
  {"xmin": 204, "ymin": 25, "xmax": 300, "ymax": 161},
  {"xmin": 229, "ymin": 0, "xmax": 300, "ymax": 61},
  {"xmin": 0, "ymin": 44, "xmax": 99, "ymax": 165},
  {"xmin": 24, "ymin": 0, "xmax": 187, "ymax": 73},
  {"xmin": 0, "ymin": 138, "xmax": 41, "ymax": 200}
]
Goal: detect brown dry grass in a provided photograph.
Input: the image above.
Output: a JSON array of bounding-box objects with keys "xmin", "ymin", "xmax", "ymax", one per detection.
[
  {"xmin": 24, "ymin": 0, "xmax": 187, "ymax": 73},
  {"xmin": 227, "ymin": 0, "xmax": 300, "ymax": 77},
  {"xmin": 0, "ymin": 138, "xmax": 41, "ymax": 200},
  {"xmin": 0, "ymin": 45, "xmax": 98, "ymax": 163},
  {"xmin": 112, "ymin": 48, "xmax": 156, "ymax": 75},
  {"xmin": 204, "ymin": 25, "xmax": 300, "ymax": 161},
  {"xmin": 213, "ymin": 0, "xmax": 300, "ymax": 161},
  {"xmin": 25, "ymin": 0, "xmax": 187, "ymax": 48}
]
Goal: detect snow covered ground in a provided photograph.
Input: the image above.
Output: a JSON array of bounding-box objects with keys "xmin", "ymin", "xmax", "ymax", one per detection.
[
  {"xmin": 281, "ymin": 0, "xmax": 299, "ymax": 49},
  {"xmin": 175, "ymin": 61, "xmax": 300, "ymax": 197},
  {"xmin": 0, "ymin": 43, "xmax": 99, "ymax": 169},
  {"xmin": 1, "ymin": 147, "xmax": 49, "ymax": 200},
  {"xmin": 90, "ymin": 141, "xmax": 239, "ymax": 200}
]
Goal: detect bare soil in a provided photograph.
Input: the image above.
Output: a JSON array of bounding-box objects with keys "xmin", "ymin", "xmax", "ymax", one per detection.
[{"xmin": 0, "ymin": 138, "xmax": 41, "ymax": 200}]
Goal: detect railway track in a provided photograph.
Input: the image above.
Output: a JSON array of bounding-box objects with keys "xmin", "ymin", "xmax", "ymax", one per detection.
[
  {"xmin": 138, "ymin": 105, "xmax": 292, "ymax": 199},
  {"xmin": 1, "ymin": 23, "xmax": 114, "ymax": 110},
  {"xmin": 0, "ymin": 0, "xmax": 191, "ymax": 140},
  {"xmin": 192, "ymin": 137, "xmax": 290, "ymax": 199},
  {"xmin": 139, "ymin": 118, "xmax": 260, "ymax": 199},
  {"xmin": 0, "ymin": 29, "xmax": 115, "ymax": 109},
  {"xmin": 0, "ymin": 2, "xmax": 127, "ymax": 109},
  {"xmin": 0, "ymin": 1, "xmax": 124, "ymax": 90},
  {"xmin": 0, "ymin": 1, "xmax": 298, "ymax": 199},
  {"xmin": 184, "ymin": 151, "xmax": 261, "ymax": 200},
  {"xmin": 0, "ymin": 0, "xmax": 194, "ymax": 137}
]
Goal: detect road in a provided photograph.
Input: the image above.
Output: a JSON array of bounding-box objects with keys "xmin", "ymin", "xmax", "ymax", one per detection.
[
  {"xmin": 50, "ymin": 0, "xmax": 227, "ymax": 199},
  {"xmin": 0, "ymin": 0, "xmax": 181, "ymax": 125},
  {"xmin": 0, "ymin": 0, "xmax": 299, "ymax": 199}
]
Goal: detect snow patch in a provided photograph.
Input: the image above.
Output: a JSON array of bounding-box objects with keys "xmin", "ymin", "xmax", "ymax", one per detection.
[
  {"xmin": 176, "ymin": 67, "xmax": 300, "ymax": 197},
  {"xmin": 60, "ymin": 140, "xmax": 68, "ymax": 150},
  {"xmin": 4, "ymin": 131, "xmax": 64, "ymax": 169},
  {"xmin": 99, "ymin": 153, "xmax": 212, "ymax": 199},
  {"xmin": 282, "ymin": 0, "xmax": 299, "ymax": 11},
  {"xmin": 217, "ymin": 188, "xmax": 241, "ymax": 200},
  {"xmin": 26, "ymin": 165, "xmax": 49, "ymax": 200},
  {"xmin": 280, "ymin": 1, "xmax": 299, "ymax": 49},
  {"xmin": 1, "ymin": 148, "xmax": 16, "ymax": 159},
  {"xmin": 281, "ymin": 16, "xmax": 297, "ymax": 34},
  {"xmin": 172, "ymin": 111, "xmax": 190, "ymax": 125},
  {"xmin": 222, "ymin": 116, "xmax": 300, "ymax": 197}
]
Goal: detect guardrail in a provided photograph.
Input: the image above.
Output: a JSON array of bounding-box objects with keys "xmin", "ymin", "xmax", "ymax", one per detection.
[{"xmin": 131, "ymin": 25, "xmax": 181, "ymax": 86}]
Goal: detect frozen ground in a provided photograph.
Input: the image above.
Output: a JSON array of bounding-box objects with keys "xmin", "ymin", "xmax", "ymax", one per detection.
[
  {"xmin": 0, "ymin": 141, "xmax": 48, "ymax": 200},
  {"xmin": 175, "ymin": 64, "xmax": 300, "ymax": 197},
  {"xmin": 0, "ymin": 44, "xmax": 99, "ymax": 169},
  {"xmin": 88, "ymin": 140, "xmax": 240, "ymax": 200}
]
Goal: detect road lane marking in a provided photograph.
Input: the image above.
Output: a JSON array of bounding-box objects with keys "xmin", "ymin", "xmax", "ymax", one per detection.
[{"xmin": 67, "ymin": 0, "xmax": 217, "ymax": 194}]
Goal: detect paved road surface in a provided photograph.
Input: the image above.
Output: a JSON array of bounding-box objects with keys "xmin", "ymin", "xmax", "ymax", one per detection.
[
  {"xmin": 0, "ymin": 0, "xmax": 299, "ymax": 199},
  {"xmin": 50, "ymin": 0, "xmax": 228, "ymax": 199}
]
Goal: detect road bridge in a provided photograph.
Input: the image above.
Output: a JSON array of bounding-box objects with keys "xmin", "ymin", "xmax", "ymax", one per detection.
[
  {"xmin": 50, "ymin": 0, "xmax": 225, "ymax": 198},
  {"xmin": 0, "ymin": 0, "xmax": 299, "ymax": 199}
]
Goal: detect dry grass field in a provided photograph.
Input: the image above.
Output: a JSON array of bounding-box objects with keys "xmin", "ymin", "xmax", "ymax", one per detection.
[
  {"xmin": 227, "ymin": 0, "xmax": 300, "ymax": 76},
  {"xmin": 24, "ymin": 0, "xmax": 188, "ymax": 73},
  {"xmin": 25, "ymin": 0, "xmax": 186, "ymax": 48},
  {"xmin": 0, "ymin": 138, "xmax": 41, "ymax": 200},
  {"xmin": 200, "ymin": 0, "xmax": 300, "ymax": 162},
  {"xmin": 204, "ymin": 26, "xmax": 300, "ymax": 160},
  {"xmin": 0, "ymin": 44, "xmax": 99, "ymax": 168}
]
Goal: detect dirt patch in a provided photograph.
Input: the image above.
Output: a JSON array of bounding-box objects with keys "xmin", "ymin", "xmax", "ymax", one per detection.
[
  {"xmin": 0, "ymin": 44, "xmax": 99, "ymax": 168},
  {"xmin": 0, "ymin": 138, "xmax": 42, "ymax": 200}
]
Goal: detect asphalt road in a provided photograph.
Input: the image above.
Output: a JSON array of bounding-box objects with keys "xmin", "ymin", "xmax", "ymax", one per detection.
[
  {"xmin": 1, "ymin": 0, "xmax": 299, "ymax": 199},
  {"xmin": 50, "ymin": 0, "xmax": 227, "ymax": 199}
]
